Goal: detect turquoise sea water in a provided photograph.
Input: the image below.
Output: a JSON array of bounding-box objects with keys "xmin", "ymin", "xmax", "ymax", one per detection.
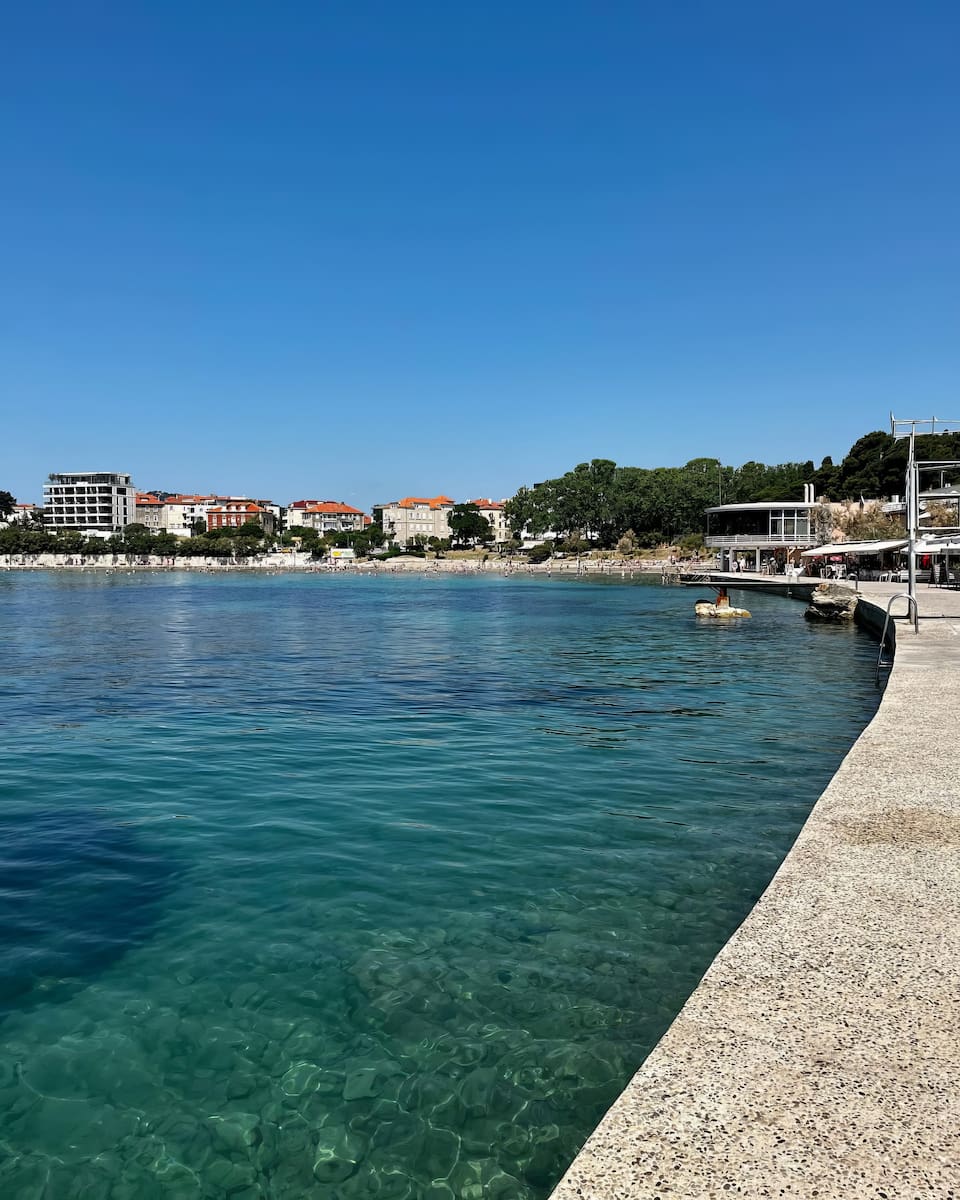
[{"xmin": 0, "ymin": 572, "xmax": 880, "ymax": 1199}]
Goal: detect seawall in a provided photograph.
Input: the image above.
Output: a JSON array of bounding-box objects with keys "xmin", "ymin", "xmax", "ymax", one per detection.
[{"xmin": 550, "ymin": 582, "xmax": 960, "ymax": 1198}]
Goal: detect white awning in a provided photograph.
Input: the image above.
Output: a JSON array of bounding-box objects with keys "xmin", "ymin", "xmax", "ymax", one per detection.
[{"xmin": 801, "ymin": 539, "xmax": 908, "ymax": 557}]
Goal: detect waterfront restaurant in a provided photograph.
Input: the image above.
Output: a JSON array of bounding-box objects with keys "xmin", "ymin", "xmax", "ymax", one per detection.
[{"xmin": 704, "ymin": 486, "xmax": 819, "ymax": 572}]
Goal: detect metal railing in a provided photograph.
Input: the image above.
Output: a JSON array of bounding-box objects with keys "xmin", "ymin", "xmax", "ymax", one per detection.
[
  {"xmin": 876, "ymin": 591, "xmax": 919, "ymax": 685},
  {"xmin": 705, "ymin": 534, "xmax": 817, "ymax": 548}
]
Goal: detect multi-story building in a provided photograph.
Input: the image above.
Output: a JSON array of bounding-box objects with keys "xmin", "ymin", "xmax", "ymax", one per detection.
[
  {"xmin": 135, "ymin": 493, "xmax": 165, "ymax": 530},
  {"xmin": 43, "ymin": 472, "xmax": 135, "ymax": 536},
  {"xmin": 377, "ymin": 495, "xmax": 456, "ymax": 546},
  {"xmin": 156, "ymin": 494, "xmax": 281, "ymax": 537},
  {"xmin": 206, "ymin": 501, "xmax": 276, "ymax": 534},
  {"xmin": 470, "ymin": 499, "xmax": 510, "ymax": 545},
  {"xmin": 287, "ymin": 500, "xmax": 368, "ymax": 533},
  {"xmin": 704, "ymin": 484, "xmax": 820, "ymax": 572},
  {"xmin": 162, "ymin": 495, "xmax": 217, "ymax": 538}
]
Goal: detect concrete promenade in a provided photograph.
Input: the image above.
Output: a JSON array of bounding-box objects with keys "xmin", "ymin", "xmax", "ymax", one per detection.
[{"xmin": 551, "ymin": 580, "xmax": 960, "ymax": 1199}]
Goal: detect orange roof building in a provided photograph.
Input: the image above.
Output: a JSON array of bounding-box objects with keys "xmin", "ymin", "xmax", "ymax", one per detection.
[
  {"xmin": 207, "ymin": 501, "xmax": 276, "ymax": 533},
  {"xmin": 376, "ymin": 494, "xmax": 456, "ymax": 545},
  {"xmin": 287, "ymin": 499, "xmax": 368, "ymax": 533}
]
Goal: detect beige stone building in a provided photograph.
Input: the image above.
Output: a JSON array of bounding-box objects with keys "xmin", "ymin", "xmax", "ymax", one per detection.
[
  {"xmin": 135, "ymin": 493, "xmax": 165, "ymax": 530},
  {"xmin": 377, "ymin": 495, "xmax": 455, "ymax": 546},
  {"xmin": 375, "ymin": 495, "xmax": 511, "ymax": 547}
]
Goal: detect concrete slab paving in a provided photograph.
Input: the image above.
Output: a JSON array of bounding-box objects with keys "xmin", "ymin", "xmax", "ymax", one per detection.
[{"xmin": 550, "ymin": 582, "xmax": 960, "ymax": 1200}]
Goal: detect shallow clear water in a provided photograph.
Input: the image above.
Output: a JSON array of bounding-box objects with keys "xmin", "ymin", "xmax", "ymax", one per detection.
[{"xmin": 0, "ymin": 572, "xmax": 880, "ymax": 1199}]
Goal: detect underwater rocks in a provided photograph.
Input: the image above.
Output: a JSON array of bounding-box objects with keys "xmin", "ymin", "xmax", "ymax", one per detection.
[{"xmin": 0, "ymin": 808, "xmax": 178, "ymax": 1015}]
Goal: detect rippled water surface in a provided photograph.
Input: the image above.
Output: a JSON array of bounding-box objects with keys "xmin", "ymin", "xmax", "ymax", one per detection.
[{"xmin": 0, "ymin": 571, "xmax": 880, "ymax": 1198}]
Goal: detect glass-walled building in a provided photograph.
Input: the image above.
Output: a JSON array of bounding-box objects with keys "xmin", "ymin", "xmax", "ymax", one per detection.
[{"xmin": 705, "ymin": 499, "xmax": 818, "ymax": 571}]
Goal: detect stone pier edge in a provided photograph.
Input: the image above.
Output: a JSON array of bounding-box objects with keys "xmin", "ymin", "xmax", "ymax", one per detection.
[{"xmin": 550, "ymin": 583, "xmax": 960, "ymax": 1199}]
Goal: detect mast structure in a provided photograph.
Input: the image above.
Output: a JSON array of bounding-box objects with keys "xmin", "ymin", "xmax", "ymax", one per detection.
[{"xmin": 890, "ymin": 414, "xmax": 960, "ymax": 623}]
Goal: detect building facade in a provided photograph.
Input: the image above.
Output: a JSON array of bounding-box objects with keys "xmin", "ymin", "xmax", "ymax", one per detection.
[
  {"xmin": 161, "ymin": 495, "xmax": 217, "ymax": 538},
  {"xmin": 287, "ymin": 500, "xmax": 367, "ymax": 533},
  {"xmin": 705, "ymin": 486, "xmax": 819, "ymax": 571},
  {"xmin": 135, "ymin": 493, "xmax": 165, "ymax": 530},
  {"xmin": 470, "ymin": 499, "xmax": 510, "ymax": 545},
  {"xmin": 377, "ymin": 495, "xmax": 456, "ymax": 546},
  {"xmin": 206, "ymin": 501, "xmax": 276, "ymax": 534},
  {"xmin": 43, "ymin": 472, "xmax": 135, "ymax": 535}
]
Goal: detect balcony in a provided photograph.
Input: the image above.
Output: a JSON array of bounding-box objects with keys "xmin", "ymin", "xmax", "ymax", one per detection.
[{"xmin": 706, "ymin": 533, "xmax": 818, "ymax": 548}]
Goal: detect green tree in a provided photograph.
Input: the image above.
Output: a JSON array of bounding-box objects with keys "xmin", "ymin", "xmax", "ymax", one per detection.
[
  {"xmin": 447, "ymin": 504, "xmax": 493, "ymax": 547},
  {"xmin": 503, "ymin": 487, "xmax": 532, "ymax": 538},
  {"xmin": 0, "ymin": 490, "xmax": 16, "ymax": 520}
]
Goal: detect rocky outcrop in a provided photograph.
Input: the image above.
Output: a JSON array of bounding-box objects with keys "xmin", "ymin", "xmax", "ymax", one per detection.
[{"xmin": 804, "ymin": 581, "xmax": 858, "ymax": 622}]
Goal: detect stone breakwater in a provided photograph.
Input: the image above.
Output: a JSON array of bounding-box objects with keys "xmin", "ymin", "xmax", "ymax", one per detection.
[{"xmin": 550, "ymin": 581, "xmax": 960, "ymax": 1199}]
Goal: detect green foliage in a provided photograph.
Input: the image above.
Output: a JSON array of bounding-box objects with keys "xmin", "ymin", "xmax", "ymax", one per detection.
[
  {"xmin": 505, "ymin": 432, "xmax": 960, "ymax": 545},
  {"xmin": 509, "ymin": 456, "xmax": 812, "ymax": 545},
  {"xmin": 0, "ymin": 490, "xmax": 17, "ymax": 519},
  {"xmin": 447, "ymin": 504, "xmax": 493, "ymax": 547},
  {"xmin": 525, "ymin": 542, "xmax": 554, "ymax": 563},
  {"xmin": 825, "ymin": 430, "xmax": 960, "ymax": 501}
]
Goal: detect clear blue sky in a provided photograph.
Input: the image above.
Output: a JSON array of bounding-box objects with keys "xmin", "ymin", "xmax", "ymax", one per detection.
[{"xmin": 3, "ymin": 2, "xmax": 957, "ymax": 507}]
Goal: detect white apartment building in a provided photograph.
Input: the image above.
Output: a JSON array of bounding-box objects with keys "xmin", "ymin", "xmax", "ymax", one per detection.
[
  {"xmin": 377, "ymin": 495, "xmax": 455, "ymax": 545},
  {"xmin": 162, "ymin": 495, "xmax": 217, "ymax": 538},
  {"xmin": 43, "ymin": 472, "xmax": 135, "ymax": 535}
]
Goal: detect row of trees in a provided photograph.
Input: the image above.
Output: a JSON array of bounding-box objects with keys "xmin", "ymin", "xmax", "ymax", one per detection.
[
  {"xmin": 502, "ymin": 431, "xmax": 960, "ymax": 548},
  {"xmin": 0, "ymin": 520, "xmax": 278, "ymax": 559},
  {"xmin": 0, "ymin": 519, "xmax": 396, "ymax": 561},
  {"xmin": 503, "ymin": 457, "xmax": 815, "ymax": 547}
]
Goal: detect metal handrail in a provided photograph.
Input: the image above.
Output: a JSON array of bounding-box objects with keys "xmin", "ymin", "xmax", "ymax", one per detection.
[{"xmin": 876, "ymin": 591, "xmax": 919, "ymax": 685}]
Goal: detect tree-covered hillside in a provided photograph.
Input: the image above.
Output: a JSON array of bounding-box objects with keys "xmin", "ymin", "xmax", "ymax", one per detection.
[{"xmin": 504, "ymin": 430, "xmax": 960, "ymax": 548}]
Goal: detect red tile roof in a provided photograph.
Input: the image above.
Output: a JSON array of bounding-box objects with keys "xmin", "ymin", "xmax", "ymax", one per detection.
[
  {"xmin": 470, "ymin": 498, "xmax": 504, "ymax": 510},
  {"xmin": 136, "ymin": 493, "xmax": 163, "ymax": 505},
  {"xmin": 396, "ymin": 495, "xmax": 455, "ymax": 510},
  {"xmin": 299, "ymin": 501, "xmax": 364, "ymax": 515}
]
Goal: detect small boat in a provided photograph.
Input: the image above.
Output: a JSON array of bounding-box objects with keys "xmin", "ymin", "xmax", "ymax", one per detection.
[{"xmin": 694, "ymin": 588, "xmax": 751, "ymax": 619}]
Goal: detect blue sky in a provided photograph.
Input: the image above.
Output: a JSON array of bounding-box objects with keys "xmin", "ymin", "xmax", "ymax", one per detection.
[{"xmin": 2, "ymin": 2, "xmax": 958, "ymax": 507}]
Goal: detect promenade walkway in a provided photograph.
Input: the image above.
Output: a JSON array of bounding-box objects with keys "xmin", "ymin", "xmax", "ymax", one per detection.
[{"xmin": 551, "ymin": 581, "xmax": 960, "ymax": 1199}]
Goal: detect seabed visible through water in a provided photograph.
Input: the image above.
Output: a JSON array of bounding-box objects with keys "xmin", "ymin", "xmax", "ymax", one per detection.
[{"xmin": 0, "ymin": 571, "xmax": 881, "ymax": 1198}]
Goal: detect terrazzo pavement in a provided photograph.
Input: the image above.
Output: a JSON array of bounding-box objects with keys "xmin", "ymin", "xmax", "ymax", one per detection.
[{"xmin": 550, "ymin": 581, "xmax": 960, "ymax": 1200}]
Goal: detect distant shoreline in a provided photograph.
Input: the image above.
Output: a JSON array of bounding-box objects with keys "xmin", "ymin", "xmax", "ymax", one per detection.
[{"xmin": 0, "ymin": 553, "xmax": 673, "ymax": 576}]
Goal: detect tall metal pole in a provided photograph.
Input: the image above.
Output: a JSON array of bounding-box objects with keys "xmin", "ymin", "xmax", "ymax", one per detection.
[{"xmin": 906, "ymin": 428, "xmax": 916, "ymax": 609}]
